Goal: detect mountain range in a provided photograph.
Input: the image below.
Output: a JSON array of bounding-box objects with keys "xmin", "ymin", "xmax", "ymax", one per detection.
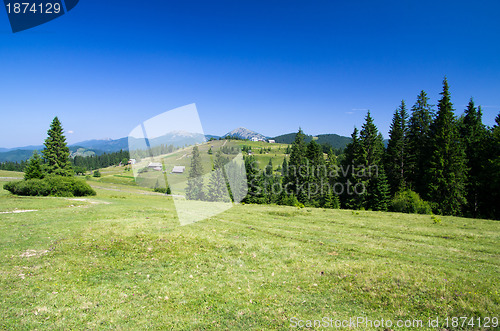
[{"xmin": 0, "ymin": 127, "xmax": 352, "ymax": 162}]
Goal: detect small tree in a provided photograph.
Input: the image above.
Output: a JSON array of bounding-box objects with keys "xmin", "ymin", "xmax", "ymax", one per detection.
[
  {"xmin": 207, "ymin": 151, "xmax": 230, "ymax": 202},
  {"xmin": 73, "ymin": 166, "xmax": 86, "ymax": 176},
  {"xmin": 42, "ymin": 117, "xmax": 73, "ymax": 176},
  {"xmin": 186, "ymin": 146, "xmax": 205, "ymax": 200},
  {"xmin": 24, "ymin": 151, "xmax": 44, "ymax": 180}
]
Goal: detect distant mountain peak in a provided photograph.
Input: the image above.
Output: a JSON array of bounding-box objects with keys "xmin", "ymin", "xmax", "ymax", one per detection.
[{"xmin": 224, "ymin": 127, "xmax": 267, "ymax": 140}]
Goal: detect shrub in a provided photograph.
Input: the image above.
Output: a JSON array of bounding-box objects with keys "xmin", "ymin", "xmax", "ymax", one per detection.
[
  {"xmin": 3, "ymin": 176, "xmax": 96, "ymax": 197},
  {"xmin": 431, "ymin": 214, "xmax": 442, "ymax": 224},
  {"xmin": 93, "ymin": 170, "xmax": 101, "ymax": 178},
  {"xmin": 391, "ymin": 189, "xmax": 432, "ymax": 214},
  {"xmin": 153, "ymin": 186, "xmax": 171, "ymax": 194}
]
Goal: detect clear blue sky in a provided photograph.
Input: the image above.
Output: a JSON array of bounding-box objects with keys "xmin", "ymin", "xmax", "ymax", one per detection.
[{"xmin": 1, "ymin": 0, "xmax": 499, "ymax": 148}]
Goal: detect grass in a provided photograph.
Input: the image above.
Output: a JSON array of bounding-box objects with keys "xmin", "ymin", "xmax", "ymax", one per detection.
[{"xmin": 0, "ymin": 171, "xmax": 499, "ymax": 329}]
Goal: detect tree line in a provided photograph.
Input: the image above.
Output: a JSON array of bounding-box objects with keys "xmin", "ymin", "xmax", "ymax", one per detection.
[
  {"xmin": 72, "ymin": 150, "xmax": 130, "ymax": 173},
  {"xmin": 239, "ymin": 78, "xmax": 499, "ymax": 219}
]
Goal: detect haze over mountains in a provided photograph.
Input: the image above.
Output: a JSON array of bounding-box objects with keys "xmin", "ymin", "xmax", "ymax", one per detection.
[{"xmin": 0, "ymin": 127, "xmax": 352, "ymax": 162}]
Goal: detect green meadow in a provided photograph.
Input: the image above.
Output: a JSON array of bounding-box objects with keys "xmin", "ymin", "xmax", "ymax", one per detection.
[{"xmin": 0, "ymin": 169, "xmax": 499, "ymax": 329}]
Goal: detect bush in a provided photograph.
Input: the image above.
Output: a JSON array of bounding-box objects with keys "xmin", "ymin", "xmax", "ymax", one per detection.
[
  {"xmin": 93, "ymin": 170, "xmax": 101, "ymax": 178},
  {"xmin": 153, "ymin": 186, "xmax": 171, "ymax": 194},
  {"xmin": 391, "ymin": 189, "xmax": 432, "ymax": 214},
  {"xmin": 3, "ymin": 176, "xmax": 96, "ymax": 197}
]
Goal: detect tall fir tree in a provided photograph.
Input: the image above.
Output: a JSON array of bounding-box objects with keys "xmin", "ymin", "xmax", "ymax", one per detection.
[
  {"xmin": 483, "ymin": 112, "xmax": 500, "ymax": 219},
  {"xmin": 407, "ymin": 91, "xmax": 434, "ymax": 196},
  {"xmin": 185, "ymin": 146, "xmax": 205, "ymax": 200},
  {"xmin": 341, "ymin": 127, "xmax": 364, "ymax": 209},
  {"xmin": 305, "ymin": 139, "xmax": 326, "ymax": 203},
  {"xmin": 459, "ymin": 99, "xmax": 488, "ymax": 217},
  {"xmin": 243, "ymin": 155, "xmax": 262, "ymax": 203},
  {"xmin": 359, "ymin": 111, "xmax": 390, "ymax": 211},
  {"xmin": 426, "ymin": 78, "xmax": 467, "ymax": 215},
  {"xmin": 367, "ymin": 167, "xmax": 390, "ymax": 211},
  {"xmin": 24, "ymin": 151, "xmax": 44, "ymax": 180},
  {"xmin": 42, "ymin": 117, "xmax": 73, "ymax": 176},
  {"xmin": 326, "ymin": 148, "xmax": 339, "ymax": 186},
  {"xmin": 281, "ymin": 157, "xmax": 288, "ymax": 177},
  {"xmin": 385, "ymin": 100, "xmax": 409, "ymax": 195},
  {"xmin": 359, "ymin": 111, "xmax": 385, "ymax": 168},
  {"xmin": 207, "ymin": 150, "xmax": 230, "ymax": 202},
  {"xmin": 285, "ymin": 128, "xmax": 308, "ymax": 203}
]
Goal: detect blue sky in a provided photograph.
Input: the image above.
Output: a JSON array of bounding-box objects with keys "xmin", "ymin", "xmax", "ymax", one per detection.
[{"xmin": 1, "ymin": 0, "xmax": 499, "ymax": 148}]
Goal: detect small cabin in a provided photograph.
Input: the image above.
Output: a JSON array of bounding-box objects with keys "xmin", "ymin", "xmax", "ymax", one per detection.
[
  {"xmin": 171, "ymin": 166, "xmax": 185, "ymax": 174},
  {"xmin": 148, "ymin": 162, "xmax": 163, "ymax": 171}
]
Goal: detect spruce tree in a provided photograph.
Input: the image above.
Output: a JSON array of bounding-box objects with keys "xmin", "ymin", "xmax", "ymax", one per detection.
[
  {"xmin": 265, "ymin": 158, "xmax": 273, "ymax": 177},
  {"xmin": 426, "ymin": 78, "xmax": 467, "ymax": 215},
  {"xmin": 367, "ymin": 167, "xmax": 390, "ymax": 211},
  {"xmin": 285, "ymin": 129, "xmax": 308, "ymax": 202},
  {"xmin": 482, "ymin": 112, "xmax": 500, "ymax": 219},
  {"xmin": 460, "ymin": 99, "xmax": 488, "ymax": 217},
  {"xmin": 358, "ymin": 111, "xmax": 390, "ymax": 211},
  {"xmin": 359, "ymin": 111, "xmax": 385, "ymax": 167},
  {"xmin": 407, "ymin": 91, "xmax": 434, "ymax": 196},
  {"xmin": 243, "ymin": 155, "xmax": 262, "ymax": 203},
  {"xmin": 323, "ymin": 189, "xmax": 340, "ymax": 209},
  {"xmin": 305, "ymin": 139, "xmax": 326, "ymax": 203},
  {"xmin": 281, "ymin": 157, "xmax": 288, "ymax": 177},
  {"xmin": 341, "ymin": 127, "xmax": 364, "ymax": 209},
  {"xmin": 186, "ymin": 146, "xmax": 205, "ymax": 200},
  {"xmin": 385, "ymin": 100, "xmax": 408, "ymax": 195},
  {"xmin": 24, "ymin": 151, "xmax": 44, "ymax": 180},
  {"xmin": 326, "ymin": 148, "xmax": 338, "ymax": 186},
  {"xmin": 42, "ymin": 117, "xmax": 73, "ymax": 176},
  {"xmin": 207, "ymin": 151, "xmax": 230, "ymax": 202}
]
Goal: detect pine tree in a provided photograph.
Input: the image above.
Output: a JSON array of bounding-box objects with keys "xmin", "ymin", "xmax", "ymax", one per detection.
[
  {"xmin": 407, "ymin": 91, "xmax": 434, "ymax": 196},
  {"xmin": 207, "ymin": 151, "xmax": 230, "ymax": 202},
  {"xmin": 185, "ymin": 146, "xmax": 205, "ymax": 200},
  {"xmin": 285, "ymin": 128, "xmax": 308, "ymax": 202},
  {"xmin": 426, "ymin": 78, "xmax": 467, "ymax": 215},
  {"xmin": 359, "ymin": 111, "xmax": 385, "ymax": 167},
  {"xmin": 265, "ymin": 158, "xmax": 273, "ymax": 177},
  {"xmin": 326, "ymin": 148, "xmax": 338, "ymax": 186},
  {"xmin": 243, "ymin": 155, "xmax": 262, "ymax": 203},
  {"xmin": 357, "ymin": 111, "xmax": 389, "ymax": 211},
  {"xmin": 385, "ymin": 100, "xmax": 408, "ymax": 195},
  {"xmin": 482, "ymin": 112, "xmax": 500, "ymax": 219},
  {"xmin": 42, "ymin": 117, "xmax": 73, "ymax": 176},
  {"xmin": 305, "ymin": 139, "xmax": 326, "ymax": 203},
  {"xmin": 341, "ymin": 127, "xmax": 364, "ymax": 209},
  {"xmin": 281, "ymin": 157, "xmax": 288, "ymax": 177},
  {"xmin": 24, "ymin": 151, "xmax": 44, "ymax": 180},
  {"xmin": 323, "ymin": 189, "xmax": 340, "ymax": 209},
  {"xmin": 367, "ymin": 167, "xmax": 390, "ymax": 211},
  {"xmin": 459, "ymin": 99, "xmax": 488, "ymax": 217}
]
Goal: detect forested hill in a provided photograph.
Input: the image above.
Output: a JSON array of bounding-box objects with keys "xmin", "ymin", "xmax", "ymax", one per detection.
[{"xmin": 273, "ymin": 132, "xmax": 352, "ymax": 150}]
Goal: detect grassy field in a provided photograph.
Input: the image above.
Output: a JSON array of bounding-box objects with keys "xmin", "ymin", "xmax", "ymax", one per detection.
[{"xmin": 0, "ymin": 170, "xmax": 499, "ymax": 329}]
